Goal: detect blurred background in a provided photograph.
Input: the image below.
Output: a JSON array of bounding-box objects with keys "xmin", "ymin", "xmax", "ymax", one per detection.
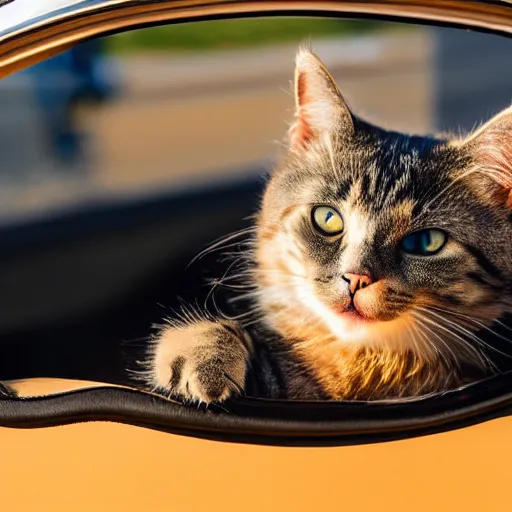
[{"xmin": 1, "ymin": 17, "xmax": 511, "ymax": 225}]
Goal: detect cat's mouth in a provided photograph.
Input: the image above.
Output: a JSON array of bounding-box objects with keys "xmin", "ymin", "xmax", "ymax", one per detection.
[
  {"xmin": 338, "ymin": 309, "xmax": 366, "ymax": 322},
  {"xmin": 336, "ymin": 303, "xmax": 372, "ymax": 324},
  {"xmin": 330, "ymin": 303, "xmax": 378, "ymax": 338}
]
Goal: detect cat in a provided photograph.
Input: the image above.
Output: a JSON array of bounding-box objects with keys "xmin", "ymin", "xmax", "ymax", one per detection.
[{"xmin": 142, "ymin": 47, "xmax": 512, "ymax": 403}]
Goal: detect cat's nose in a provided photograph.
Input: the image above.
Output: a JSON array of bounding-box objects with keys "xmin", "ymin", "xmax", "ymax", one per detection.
[{"xmin": 342, "ymin": 273, "xmax": 373, "ymax": 295}]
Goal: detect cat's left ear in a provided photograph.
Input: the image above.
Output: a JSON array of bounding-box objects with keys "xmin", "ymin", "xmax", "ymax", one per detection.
[
  {"xmin": 289, "ymin": 48, "xmax": 355, "ymax": 150},
  {"xmin": 458, "ymin": 105, "xmax": 512, "ymax": 209}
]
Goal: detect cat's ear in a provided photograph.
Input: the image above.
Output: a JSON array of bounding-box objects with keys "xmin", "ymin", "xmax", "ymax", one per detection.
[
  {"xmin": 457, "ymin": 105, "xmax": 512, "ymax": 209},
  {"xmin": 289, "ymin": 48, "xmax": 354, "ymax": 150}
]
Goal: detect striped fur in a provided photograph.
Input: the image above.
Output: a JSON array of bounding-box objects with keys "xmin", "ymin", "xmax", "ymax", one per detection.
[{"xmin": 146, "ymin": 48, "xmax": 512, "ymax": 403}]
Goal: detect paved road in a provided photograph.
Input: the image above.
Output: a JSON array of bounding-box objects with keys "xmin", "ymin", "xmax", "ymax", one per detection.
[
  {"xmin": 0, "ymin": 30, "xmax": 432, "ymax": 221},
  {"xmin": 0, "ymin": 27, "xmax": 511, "ymax": 222},
  {"xmin": 434, "ymin": 27, "xmax": 512, "ymax": 133}
]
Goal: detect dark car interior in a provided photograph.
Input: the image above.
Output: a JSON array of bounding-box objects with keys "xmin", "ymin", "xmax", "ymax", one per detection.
[{"xmin": 0, "ymin": 169, "xmax": 264, "ymax": 386}]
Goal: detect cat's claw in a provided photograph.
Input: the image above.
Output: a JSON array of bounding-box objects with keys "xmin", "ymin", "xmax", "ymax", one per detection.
[{"xmin": 150, "ymin": 321, "xmax": 251, "ymax": 404}]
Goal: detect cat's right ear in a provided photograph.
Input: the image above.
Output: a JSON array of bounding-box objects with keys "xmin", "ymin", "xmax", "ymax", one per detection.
[
  {"xmin": 289, "ymin": 48, "xmax": 355, "ymax": 150},
  {"xmin": 457, "ymin": 105, "xmax": 512, "ymax": 209}
]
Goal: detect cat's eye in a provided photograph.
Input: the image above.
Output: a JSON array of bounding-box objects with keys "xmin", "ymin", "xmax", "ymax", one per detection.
[
  {"xmin": 312, "ymin": 206, "xmax": 344, "ymax": 236},
  {"xmin": 401, "ymin": 229, "xmax": 447, "ymax": 256}
]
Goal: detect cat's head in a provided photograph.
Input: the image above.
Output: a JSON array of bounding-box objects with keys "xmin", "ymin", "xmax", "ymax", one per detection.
[{"xmin": 255, "ymin": 48, "xmax": 512, "ymax": 368}]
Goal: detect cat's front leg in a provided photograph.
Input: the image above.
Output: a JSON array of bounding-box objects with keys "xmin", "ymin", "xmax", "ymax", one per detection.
[{"xmin": 147, "ymin": 320, "xmax": 252, "ymax": 403}]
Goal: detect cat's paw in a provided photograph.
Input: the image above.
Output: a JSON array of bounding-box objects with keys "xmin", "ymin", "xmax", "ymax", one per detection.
[{"xmin": 148, "ymin": 321, "xmax": 252, "ymax": 403}]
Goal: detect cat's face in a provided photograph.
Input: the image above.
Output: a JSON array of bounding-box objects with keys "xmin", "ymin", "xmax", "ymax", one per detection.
[{"xmin": 256, "ymin": 49, "xmax": 512, "ymax": 366}]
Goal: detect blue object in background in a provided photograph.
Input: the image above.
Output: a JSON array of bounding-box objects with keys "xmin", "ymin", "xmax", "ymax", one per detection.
[{"xmin": 27, "ymin": 38, "xmax": 117, "ymax": 167}]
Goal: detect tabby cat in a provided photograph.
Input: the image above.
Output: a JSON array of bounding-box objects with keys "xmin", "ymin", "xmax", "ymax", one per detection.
[{"xmin": 144, "ymin": 48, "xmax": 512, "ymax": 403}]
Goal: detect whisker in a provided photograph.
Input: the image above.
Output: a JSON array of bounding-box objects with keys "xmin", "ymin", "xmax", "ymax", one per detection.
[
  {"xmin": 412, "ymin": 310, "xmax": 490, "ymax": 369},
  {"xmin": 427, "ymin": 305, "xmax": 512, "ymax": 349},
  {"xmin": 415, "ymin": 308, "xmax": 499, "ymax": 369},
  {"xmin": 187, "ymin": 227, "xmax": 256, "ymax": 268},
  {"xmin": 412, "ymin": 312, "xmax": 461, "ymax": 366}
]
